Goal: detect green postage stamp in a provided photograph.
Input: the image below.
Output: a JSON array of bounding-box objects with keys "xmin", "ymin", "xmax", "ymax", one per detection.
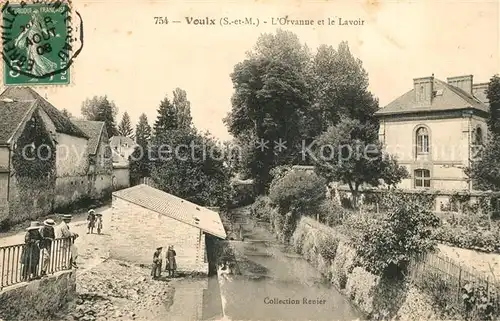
[{"xmin": 1, "ymin": 0, "xmax": 83, "ymax": 85}]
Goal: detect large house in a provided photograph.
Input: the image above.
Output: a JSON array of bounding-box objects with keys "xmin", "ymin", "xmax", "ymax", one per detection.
[
  {"xmin": 109, "ymin": 136, "xmax": 136, "ymax": 160},
  {"xmin": 375, "ymin": 74, "xmax": 490, "ymax": 192},
  {"xmin": 0, "ymin": 87, "xmax": 113, "ymax": 226}
]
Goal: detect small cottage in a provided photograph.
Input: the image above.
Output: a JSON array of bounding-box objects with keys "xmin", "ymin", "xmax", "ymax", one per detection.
[{"xmin": 110, "ymin": 184, "xmax": 227, "ymax": 274}]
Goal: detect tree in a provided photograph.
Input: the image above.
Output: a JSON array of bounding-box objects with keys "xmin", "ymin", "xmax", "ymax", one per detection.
[
  {"xmin": 135, "ymin": 113, "xmax": 151, "ymax": 147},
  {"xmin": 466, "ymin": 137, "xmax": 500, "ymax": 191},
  {"xmin": 312, "ymin": 117, "xmax": 408, "ymax": 207},
  {"xmin": 153, "ymin": 96, "xmax": 178, "ymax": 138},
  {"xmin": 172, "ymin": 88, "xmax": 193, "ymax": 129},
  {"xmin": 351, "ymin": 192, "xmax": 440, "ymax": 277},
  {"xmin": 150, "ymin": 129, "xmax": 231, "ymax": 207},
  {"xmin": 81, "ymin": 96, "xmax": 118, "ymax": 138},
  {"xmin": 117, "ymin": 112, "xmax": 134, "ymax": 138},
  {"xmin": 224, "ymin": 30, "xmax": 312, "ymax": 194},
  {"xmin": 61, "ymin": 108, "xmax": 72, "ymax": 118},
  {"xmin": 129, "ymin": 113, "xmax": 151, "ymax": 185},
  {"xmin": 486, "ymin": 75, "xmax": 500, "ymax": 135},
  {"xmin": 310, "ymin": 42, "xmax": 379, "ymax": 135},
  {"xmin": 467, "ymin": 75, "xmax": 500, "ymax": 191}
]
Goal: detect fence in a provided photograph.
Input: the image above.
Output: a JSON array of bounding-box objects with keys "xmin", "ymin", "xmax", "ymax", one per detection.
[
  {"xmin": 409, "ymin": 251, "xmax": 500, "ymax": 318},
  {"xmin": 0, "ymin": 237, "xmax": 75, "ymax": 290}
]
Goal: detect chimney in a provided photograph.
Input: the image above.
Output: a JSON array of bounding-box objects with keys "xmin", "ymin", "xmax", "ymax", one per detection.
[
  {"xmin": 447, "ymin": 75, "xmax": 473, "ymax": 95},
  {"xmin": 473, "ymin": 83, "xmax": 489, "ymax": 104},
  {"xmin": 414, "ymin": 75, "xmax": 434, "ymax": 105}
]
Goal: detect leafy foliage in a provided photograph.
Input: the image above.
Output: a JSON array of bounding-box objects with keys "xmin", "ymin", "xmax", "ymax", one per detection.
[
  {"xmin": 487, "ymin": 75, "xmax": 500, "ymax": 135},
  {"xmin": 81, "ymin": 96, "xmax": 119, "ymax": 138},
  {"xmin": 150, "ymin": 129, "xmax": 231, "ymax": 207},
  {"xmin": 129, "ymin": 113, "xmax": 152, "ymax": 185},
  {"xmin": 153, "ymin": 96, "xmax": 178, "ymax": 136},
  {"xmin": 225, "ymin": 31, "xmax": 383, "ymax": 192},
  {"xmin": 350, "ymin": 192, "xmax": 440, "ymax": 277},
  {"xmin": 135, "ymin": 113, "xmax": 152, "ymax": 148},
  {"xmin": 61, "ymin": 108, "xmax": 72, "ymax": 118},
  {"xmin": 313, "ymin": 117, "xmax": 408, "ymax": 207},
  {"xmin": 172, "ymin": 88, "xmax": 193, "ymax": 129},
  {"xmin": 11, "ymin": 111, "xmax": 56, "ymax": 180},
  {"xmin": 467, "ymin": 135, "xmax": 500, "ymax": 191},
  {"xmin": 154, "ymin": 90, "xmax": 193, "ymax": 138},
  {"xmin": 117, "ymin": 112, "xmax": 134, "ymax": 138},
  {"xmin": 268, "ymin": 169, "xmax": 326, "ymax": 215}
]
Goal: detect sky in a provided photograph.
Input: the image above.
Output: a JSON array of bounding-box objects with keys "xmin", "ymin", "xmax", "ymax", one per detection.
[{"xmin": 3, "ymin": 0, "xmax": 499, "ymax": 140}]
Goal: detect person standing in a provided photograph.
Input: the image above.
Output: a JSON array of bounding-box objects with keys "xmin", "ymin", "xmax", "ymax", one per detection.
[
  {"xmin": 39, "ymin": 219, "xmax": 55, "ymax": 277},
  {"xmin": 87, "ymin": 209, "xmax": 96, "ymax": 234},
  {"xmin": 96, "ymin": 213, "xmax": 103, "ymax": 234},
  {"xmin": 58, "ymin": 214, "xmax": 79, "ymax": 268},
  {"xmin": 166, "ymin": 245, "xmax": 177, "ymax": 277},
  {"xmin": 20, "ymin": 221, "xmax": 42, "ymax": 281},
  {"xmin": 151, "ymin": 247, "xmax": 163, "ymax": 279}
]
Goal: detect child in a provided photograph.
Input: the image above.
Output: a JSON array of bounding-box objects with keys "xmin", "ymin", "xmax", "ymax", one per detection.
[
  {"xmin": 87, "ymin": 209, "xmax": 96, "ymax": 234},
  {"xmin": 151, "ymin": 247, "xmax": 163, "ymax": 279},
  {"xmin": 96, "ymin": 213, "xmax": 103, "ymax": 234}
]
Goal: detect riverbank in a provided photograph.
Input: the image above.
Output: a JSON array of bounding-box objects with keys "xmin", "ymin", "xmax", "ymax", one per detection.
[
  {"xmin": 216, "ymin": 207, "xmax": 362, "ymax": 320},
  {"xmin": 290, "ymin": 217, "xmax": 440, "ymax": 320}
]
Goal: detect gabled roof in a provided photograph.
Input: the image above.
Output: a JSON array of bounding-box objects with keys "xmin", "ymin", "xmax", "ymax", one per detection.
[
  {"xmin": 72, "ymin": 120, "xmax": 105, "ymax": 155},
  {"xmin": 113, "ymin": 184, "xmax": 227, "ymax": 239},
  {"xmin": 376, "ymin": 78, "xmax": 489, "ymax": 116},
  {"xmin": 0, "ymin": 87, "xmax": 88, "ymax": 143},
  {"xmin": 109, "ymin": 136, "xmax": 136, "ymax": 148},
  {"xmin": 0, "ymin": 99, "xmax": 37, "ymax": 144}
]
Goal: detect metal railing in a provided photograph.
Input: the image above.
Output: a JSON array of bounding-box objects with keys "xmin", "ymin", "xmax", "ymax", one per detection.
[{"xmin": 0, "ymin": 236, "xmax": 75, "ymax": 290}]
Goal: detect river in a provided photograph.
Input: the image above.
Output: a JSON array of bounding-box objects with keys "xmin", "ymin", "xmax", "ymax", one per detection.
[{"xmin": 204, "ymin": 211, "xmax": 362, "ymax": 320}]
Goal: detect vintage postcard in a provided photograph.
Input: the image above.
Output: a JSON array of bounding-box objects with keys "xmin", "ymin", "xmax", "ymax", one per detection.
[{"xmin": 0, "ymin": 0, "xmax": 499, "ymax": 320}]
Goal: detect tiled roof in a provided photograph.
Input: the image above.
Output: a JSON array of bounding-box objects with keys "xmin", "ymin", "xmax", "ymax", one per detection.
[
  {"xmin": 0, "ymin": 99, "xmax": 37, "ymax": 144},
  {"xmin": 113, "ymin": 184, "xmax": 227, "ymax": 239},
  {"xmin": 72, "ymin": 120, "xmax": 105, "ymax": 155},
  {"xmin": 0, "ymin": 87, "xmax": 88, "ymax": 140},
  {"xmin": 376, "ymin": 78, "xmax": 489, "ymax": 116}
]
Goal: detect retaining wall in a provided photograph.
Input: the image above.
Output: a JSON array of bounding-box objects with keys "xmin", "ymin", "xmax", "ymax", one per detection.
[{"xmin": 0, "ymin": 270, "xmax": 76, "ymax": 321}]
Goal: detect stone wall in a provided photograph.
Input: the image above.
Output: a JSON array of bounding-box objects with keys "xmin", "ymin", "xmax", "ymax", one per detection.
[
  {"xmin": 0, "ymin": 270, "xmax": 76, "ymax": 321},
  {"xmin": 291, "ymin": 217, "xmax": 440, "ymax": 320},
  {"xmin": 112, "ymin": 166, "xmax": 130, "ymax": 191},
  {"xmin": 54, "ymin": 175, "xmax": 89, "ymax": 210},
  {"xmin": 109, "ymin": 196, "xmax": 208, "ymax": 273}
]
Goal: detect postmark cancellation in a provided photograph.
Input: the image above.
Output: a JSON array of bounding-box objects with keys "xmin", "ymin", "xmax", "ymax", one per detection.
[{"xmin": 1, "ymin": 0, "xmax": 83, "ymax": 86}]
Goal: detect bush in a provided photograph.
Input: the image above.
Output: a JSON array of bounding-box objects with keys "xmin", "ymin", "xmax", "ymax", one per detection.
[
  {"xmin": 268, "ymin": 169, "xmax": 326, "ymax": 215},
  {"xmin": 317, "ymin": 233, "xmax": 339, "ymax": 262},
  {"xmin": 434, "ymin": 223, "xmax": 500, "ymax": 253},
  {"xmin": 251, "ymin": 195, "xmax": 273, "ymax": 221},
  {"xmin": 351, "ymin": 191, "xmax": 440, "ymax": 277},
  {"xmin": 318, "ymin": 201, "xmax": 353, "ymax": 226},
  {"xmin": 230, "ymin": 180, "xmax": 256, "ymax": 208}
]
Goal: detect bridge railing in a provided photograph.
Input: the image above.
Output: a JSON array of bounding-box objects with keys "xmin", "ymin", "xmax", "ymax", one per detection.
[{"xmin": 0, "ymin": 236, "xmax": 75, "ymax": 290}]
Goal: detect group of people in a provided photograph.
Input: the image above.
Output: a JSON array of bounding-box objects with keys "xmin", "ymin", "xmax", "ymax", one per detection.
[
  {"xmin": 20, "ymin": 214, "xmax": 79, "ymax": 281},
  {"xmin": 151, "ymin": 245, "xmax": 177, "ymax": 279},
  {"xmin": 86, "ymin": 209, "xmax": 103, "ymax": 234}
]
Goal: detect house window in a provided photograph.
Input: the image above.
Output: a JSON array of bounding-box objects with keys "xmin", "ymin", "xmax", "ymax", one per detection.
[
  {"xmin": 474, "ymin": 127, "xmax": 483, "ymax": 146},
  {"xmin": 414, "ymin": 169, "xmax": 431, "ymax": 188},
  {"xmin": 416, "ymin": 127, "xmax": 429, "ymax": 154}
]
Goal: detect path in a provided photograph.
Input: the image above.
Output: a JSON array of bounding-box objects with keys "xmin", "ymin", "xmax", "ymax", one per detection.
[{"xmin": 0, "ymin": 206, "xmax": 112, "ymax": 289}]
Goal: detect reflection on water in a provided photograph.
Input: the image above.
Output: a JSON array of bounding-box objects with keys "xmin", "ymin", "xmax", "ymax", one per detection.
[{"xmin": 202, "ymin": 221, "xmax": 362, "ymax": 321}]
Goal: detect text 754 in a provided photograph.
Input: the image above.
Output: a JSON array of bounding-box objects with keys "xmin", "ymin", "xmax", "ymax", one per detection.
[{"xmin": 154, "ymin": 17, "xmax": 169, "ymax": 24}]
